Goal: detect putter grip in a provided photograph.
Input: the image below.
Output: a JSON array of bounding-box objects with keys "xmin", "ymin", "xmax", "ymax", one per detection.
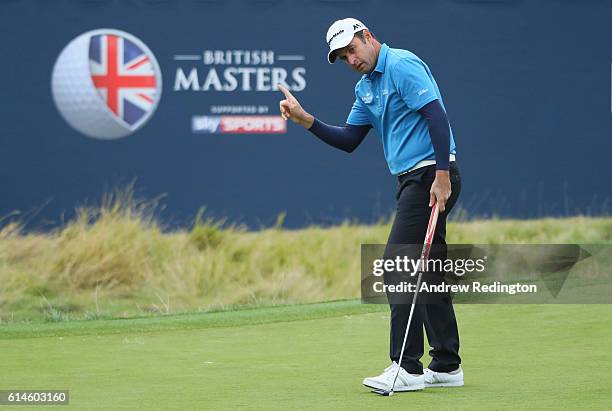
[{"xmin": 421, "ymin": 204, "xmax": 439, "ymax": 262}]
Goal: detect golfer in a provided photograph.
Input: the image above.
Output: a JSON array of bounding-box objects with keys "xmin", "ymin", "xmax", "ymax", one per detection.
[{"xmin": 278, "ymin": 18, "xmax": 463, "ymax": 391}]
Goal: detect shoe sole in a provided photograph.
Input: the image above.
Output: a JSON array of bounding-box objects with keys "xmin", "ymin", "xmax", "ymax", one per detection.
[
  {"xmin": 424, "ymin": 381, "xmax": 464, "ymax": 388},
  {"xmin": 363, "ymin": 379, "xmax": 424, "ymax": 392}
]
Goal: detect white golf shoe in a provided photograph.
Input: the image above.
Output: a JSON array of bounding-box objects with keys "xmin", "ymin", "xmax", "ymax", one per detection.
[
  {"xmin": 363, "ymin": 362, "xmax": 425, "ymax": 392},
  {"xmin": 424, "ymin": 366, "xmax": 464, "ymax": 387}
]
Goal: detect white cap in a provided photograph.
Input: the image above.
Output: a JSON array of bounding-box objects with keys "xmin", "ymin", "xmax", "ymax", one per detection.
[{"xmin": 326, "ymin": 18, "xmax": 368, "ymax": 64}]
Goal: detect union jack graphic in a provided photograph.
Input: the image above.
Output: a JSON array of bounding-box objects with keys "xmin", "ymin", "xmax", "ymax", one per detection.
[{"xmin": 89, "ymin": 34, "xmax": 158, "ymax": 127}]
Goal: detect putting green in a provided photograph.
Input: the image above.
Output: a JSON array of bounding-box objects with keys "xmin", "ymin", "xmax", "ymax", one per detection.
[{"xmin": 1, "ymin": 301, "xmax": 611, "ymax": 410}]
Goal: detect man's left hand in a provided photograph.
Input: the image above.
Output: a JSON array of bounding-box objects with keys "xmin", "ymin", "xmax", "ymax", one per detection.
[{"xmin": 429, "ymin": 170, "xmax": 451, "ymax": 213}]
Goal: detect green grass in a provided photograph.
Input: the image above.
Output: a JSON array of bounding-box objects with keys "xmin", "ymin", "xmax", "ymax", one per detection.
[
  {"xmin": 1, "ymin": 301, "xmax": 611, "ymax": 410},
  {"xmin": 0, "ymin": 300, "xmax": 383, "ymax": 340},
  {"xmin": 2, "ymin": 192, "xmax": 611, "ymax": 409}
]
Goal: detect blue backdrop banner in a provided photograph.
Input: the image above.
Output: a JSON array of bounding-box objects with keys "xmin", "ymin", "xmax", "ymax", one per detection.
[{"xmin": 1, "ymin": 0, "xmax": 610, "ymax": 228}]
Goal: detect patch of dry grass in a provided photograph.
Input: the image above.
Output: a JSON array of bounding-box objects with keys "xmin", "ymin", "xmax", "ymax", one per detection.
[{"xmin": 0, "ymin": 190, "xmax": 609, "ymax": 322}]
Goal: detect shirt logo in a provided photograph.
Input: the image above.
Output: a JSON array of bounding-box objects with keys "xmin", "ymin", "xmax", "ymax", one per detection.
[
  {"xmin": 361, "ymin": 92, "xmax": 374, "ymax": 104},
  {"xmin": 417, "ymin": 88, "xmax": 429, "ymax": 96}
]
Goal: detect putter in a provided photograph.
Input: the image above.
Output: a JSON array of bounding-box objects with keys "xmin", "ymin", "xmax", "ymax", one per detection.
[{"xmin": 372, "ymin": 203, "xmax": 440, "ymax": 396}]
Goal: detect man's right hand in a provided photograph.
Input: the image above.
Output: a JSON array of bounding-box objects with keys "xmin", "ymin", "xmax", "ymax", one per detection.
[{"xmin": 278, "ymin": 84, "xmax": 314, "ymax": 128}]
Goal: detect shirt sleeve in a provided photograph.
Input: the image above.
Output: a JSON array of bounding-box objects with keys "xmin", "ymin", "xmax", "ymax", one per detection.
[
  {"xmin": 308, "ymin": 119, "xmax": 371, "ymax": 153},
  {"xmin": 418, "ymin": 99, "xmax": 451, "ymax": 170},
  {"xmin": 391, "ymin": 58, "xmax": 438, "ymax": 111},
  {"xmin": 346, "ymin": 97, "xmax": 371, "ymax": 126}
]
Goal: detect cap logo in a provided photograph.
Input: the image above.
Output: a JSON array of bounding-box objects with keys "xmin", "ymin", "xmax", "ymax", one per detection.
[
  {"xmin": 327, "ymin": 29, "xmax": 345, "ymax": 46},
  {"xmin": 353, "ymin": 23, "xmax": 362, "ymax": 30}
]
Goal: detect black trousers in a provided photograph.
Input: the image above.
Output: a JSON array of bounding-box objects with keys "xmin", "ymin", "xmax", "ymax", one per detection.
[{"xmin": 385, "ymin": 162, "xmax": 462, "ymax": 374}]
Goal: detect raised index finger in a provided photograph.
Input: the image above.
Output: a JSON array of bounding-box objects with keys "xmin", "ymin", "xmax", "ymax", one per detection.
[{"xmin": 277, "ymin": 84, "xmax": 295, "ymax": 100}]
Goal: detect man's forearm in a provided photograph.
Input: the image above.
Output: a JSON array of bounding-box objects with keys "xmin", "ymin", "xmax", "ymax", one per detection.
[
  {"xmin": 307, "ymin": 119, "xmax": 371, "ymax": 153},
  {"xmin": 296, "ymin": 112, "xmax": 315, "ymax": 129}
]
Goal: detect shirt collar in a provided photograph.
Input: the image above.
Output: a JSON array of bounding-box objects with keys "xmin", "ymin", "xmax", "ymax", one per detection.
[{"xmin": 367, "ymin": 43, "xmax": 389, "ymax": 79}]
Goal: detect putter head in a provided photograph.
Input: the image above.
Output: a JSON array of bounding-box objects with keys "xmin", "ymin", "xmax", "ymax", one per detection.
[{"xmin": 371, "ymin": 388, "xmax": 394, "ymax": 396}]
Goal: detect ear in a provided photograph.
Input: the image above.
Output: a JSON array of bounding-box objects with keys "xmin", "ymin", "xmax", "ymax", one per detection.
[{"xmin": 363, "ymin": 29, "xmax": 373, "ymax": 42}]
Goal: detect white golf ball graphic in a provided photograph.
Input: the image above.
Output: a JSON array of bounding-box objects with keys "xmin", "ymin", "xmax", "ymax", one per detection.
[{"xmin": 51, "ymin": 29, "xmax": 162, "ymax": 139}]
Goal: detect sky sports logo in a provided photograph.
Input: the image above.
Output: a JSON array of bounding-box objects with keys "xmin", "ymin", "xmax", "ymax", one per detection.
[{"xmin": 192, "ymin": 115, "xmax": 286, "ymax": 134}]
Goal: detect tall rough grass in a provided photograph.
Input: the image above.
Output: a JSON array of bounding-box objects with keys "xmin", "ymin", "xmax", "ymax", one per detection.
[{"xmin": 0, "ymin": 191, "xmax": 610, "ymax": 322}]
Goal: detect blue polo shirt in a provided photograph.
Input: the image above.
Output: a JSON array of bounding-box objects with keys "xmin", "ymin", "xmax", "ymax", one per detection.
[{"xmin": 346, "ymin": 43, "xmax": 456, "ymax": 175}]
